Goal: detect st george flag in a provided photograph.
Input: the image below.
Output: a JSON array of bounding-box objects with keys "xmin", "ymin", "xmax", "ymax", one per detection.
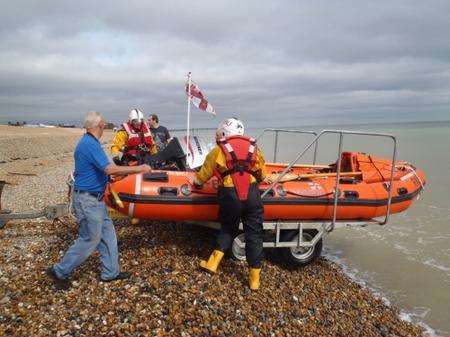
[{"xmin": 186, "ymin": 81, "xmax": 216, "ymax": 115}]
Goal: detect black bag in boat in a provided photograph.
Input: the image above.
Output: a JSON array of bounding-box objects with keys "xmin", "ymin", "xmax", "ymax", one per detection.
[{"xmin": 140, "ymin": 137, "xmax": 187, "ymax": 171}]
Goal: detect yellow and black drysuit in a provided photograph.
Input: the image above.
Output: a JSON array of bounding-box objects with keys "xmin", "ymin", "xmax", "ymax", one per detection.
[
  {"xmin": 111, "ymin": 121, "xmax": 157, "ymax": 164},
  {"xmin": 195, "ymin": 135, "xmax": 267, "ymax": 268}
]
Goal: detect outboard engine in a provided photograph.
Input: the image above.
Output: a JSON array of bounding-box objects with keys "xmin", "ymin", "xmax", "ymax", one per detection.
[{"xmin": 180, "ymin": 135, "xmax": 210, "ymax": 169}]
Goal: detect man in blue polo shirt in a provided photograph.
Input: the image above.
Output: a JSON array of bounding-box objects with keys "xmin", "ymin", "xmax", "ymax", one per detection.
[{"xmin": 47, "ymin": 111, "xmax": 151, "ymax": 290}]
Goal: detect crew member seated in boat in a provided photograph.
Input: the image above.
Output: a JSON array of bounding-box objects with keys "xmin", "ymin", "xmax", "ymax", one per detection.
[
  {"xmin": 142, "ymin": 113, "xmax": 186, "ymax": 170},
  {"xmin": 149, "ymin": 114, "xmax": 171, "ymax": 152},
  {"xmin": 111, "ymin": 109, "xmax": 157, "ymax": 165},
  {"xmin": 193, "ymin": 117, "xmax": 271, "ymax": 291}
]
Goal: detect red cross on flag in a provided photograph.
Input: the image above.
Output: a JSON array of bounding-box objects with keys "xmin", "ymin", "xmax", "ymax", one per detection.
[{"xmin": 185, "ymin": 81, "xmax": 216, "ymax": 115}]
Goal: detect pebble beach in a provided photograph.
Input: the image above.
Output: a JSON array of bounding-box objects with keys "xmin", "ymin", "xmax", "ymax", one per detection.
[{"xmin": 0, "ymin": 125, "xmax": 425, "ymax": 336}]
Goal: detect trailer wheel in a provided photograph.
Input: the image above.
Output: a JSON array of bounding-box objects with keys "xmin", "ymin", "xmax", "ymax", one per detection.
[
  {"xmin": 231, "ymin": 233, "xmax": 247, "ymax": 261},
  {"xmin": 280, "ymin": 229, "xmax": 322, "ymax": 267}
]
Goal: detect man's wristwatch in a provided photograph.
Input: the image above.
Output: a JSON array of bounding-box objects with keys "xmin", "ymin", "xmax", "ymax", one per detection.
[{"xmin": 113, "ymin": 156, "xmax": 121, "ymax": 165}]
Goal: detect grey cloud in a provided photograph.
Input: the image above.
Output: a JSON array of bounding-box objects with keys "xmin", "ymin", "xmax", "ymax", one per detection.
[{"xmin": 1, "ymin": 0, "xmax": 450, "ymax": 127}]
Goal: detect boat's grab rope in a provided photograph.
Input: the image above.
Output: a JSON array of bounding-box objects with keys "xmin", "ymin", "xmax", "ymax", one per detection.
[
  {"xmin": 410, "ymin": 167, "xmax": 425, "ymax": 191},
  {"xmin": 285, "ymin": 190, "xmax": 334, "ymax": 198},
  {"xmin": 396, "ymin": 163, "xmax": 425, "ymax": 192}
]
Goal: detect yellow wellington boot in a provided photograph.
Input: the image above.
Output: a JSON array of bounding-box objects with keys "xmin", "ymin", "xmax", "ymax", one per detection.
[
  {"xmin": 249, "ymin": 268, "xmax": 261, "ymax": 291},
  {"xmin": 200, "ymin": 250, "xmax": 224, "ymax": 273},
  {"xmin": 130, "ymin": 218, "xmax": 140, "ymax": 225}
]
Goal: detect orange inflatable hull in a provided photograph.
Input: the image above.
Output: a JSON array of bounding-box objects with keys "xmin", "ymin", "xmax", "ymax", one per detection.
[{"xmin": 104, "ymin": 155, "xmax": 426, "ymax": 222}]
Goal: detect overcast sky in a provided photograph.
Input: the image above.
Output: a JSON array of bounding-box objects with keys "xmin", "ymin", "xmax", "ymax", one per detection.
[{"xmin": 0, "ymin": 0, "xmax": 449, "ymax": 128}]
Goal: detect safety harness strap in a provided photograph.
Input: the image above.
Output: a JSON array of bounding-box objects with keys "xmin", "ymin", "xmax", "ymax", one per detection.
[
  {"xmin": 219, "ymin": 138, "xmax": 256, "ymax": 178},
  {"xmin": 217, "ymin": 136, "xmax": 258, "ymax": 200}
]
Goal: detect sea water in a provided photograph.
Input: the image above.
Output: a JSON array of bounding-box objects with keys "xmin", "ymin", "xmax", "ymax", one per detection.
[{"xmin": 256, "ymin": 121, "xmax": 450, "ymax": 336}]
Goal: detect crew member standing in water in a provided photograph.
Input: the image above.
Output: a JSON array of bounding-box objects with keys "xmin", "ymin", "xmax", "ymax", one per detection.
[{"xmin": 193, "ymin": 117, "xmax": 270, "ymax": 290}]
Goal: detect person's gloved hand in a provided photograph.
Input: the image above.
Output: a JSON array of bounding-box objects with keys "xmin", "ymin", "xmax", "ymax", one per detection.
[
  {"xmin": 189, "ymin": 177, "xmax": 203, "ymax": 189},
  {"xmin": 262, "ymin": 176, "xmax": 274, "ymax": 185},
  {"xmin": 113, "ymin": 156, "xmax": 121, "ymax": 165}
]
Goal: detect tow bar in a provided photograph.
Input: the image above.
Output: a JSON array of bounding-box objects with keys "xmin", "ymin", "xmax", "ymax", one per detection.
[{"xmin": 0, "ymin": 180, "xmax": 69, "ymax": 229}]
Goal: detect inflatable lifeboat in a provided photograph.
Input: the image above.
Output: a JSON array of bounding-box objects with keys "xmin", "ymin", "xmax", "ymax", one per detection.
[{"xmin": 104, "ymin": 151, "xmax": 425, "ymax": 222}]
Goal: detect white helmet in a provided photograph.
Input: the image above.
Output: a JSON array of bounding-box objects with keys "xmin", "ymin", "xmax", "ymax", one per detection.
[
  {"xmin": 129, "ymin": 108, "xmax": 144, "ymax": 122},
  {"xmin": 216, "ymin": 117, "xmax": 245, "ymax": 138}
]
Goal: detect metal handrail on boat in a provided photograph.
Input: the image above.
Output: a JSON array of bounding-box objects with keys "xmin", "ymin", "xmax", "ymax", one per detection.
[
  {"xmin": 167, "ymin": 127, "xmax": 397, "ymax": 245},
  {"xmin": 256, "ymin": 128, "xmax": 318, "ymax": 163},
  {"xmin": 169, "ymin": 127, "xmax": 216, "ymax": 133},
  {"xmin": 260, "ymin": 129, "xmax": 397, "ymax": 231}
]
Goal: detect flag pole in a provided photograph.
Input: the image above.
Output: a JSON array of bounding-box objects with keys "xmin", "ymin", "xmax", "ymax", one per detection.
[{"xmin": 186, "ymin": 72, "xmax": 192, "ymax": 160}]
